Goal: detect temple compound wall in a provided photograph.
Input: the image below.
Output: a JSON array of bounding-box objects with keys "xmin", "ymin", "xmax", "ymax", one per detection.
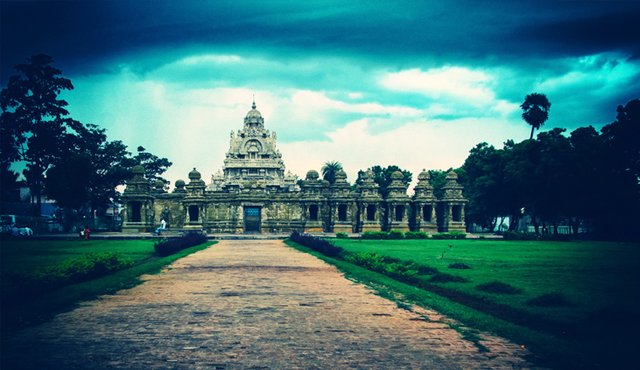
[{"xmin": 122, "ymin": 103, "xmax": 467, "ymax": 234}]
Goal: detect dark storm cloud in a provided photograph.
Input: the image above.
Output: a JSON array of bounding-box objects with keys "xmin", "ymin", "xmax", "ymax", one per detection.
[
  {"xmin": 3, "ymin": 0, "xmax": 639, "ymax": 81},
  {"xmin": 518, "ymin": 9, "xmax": 640, "ymax": 58}
]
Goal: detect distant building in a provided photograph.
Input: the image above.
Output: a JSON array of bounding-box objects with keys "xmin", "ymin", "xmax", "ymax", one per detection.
[{"xmin": 122, "ymin": 103, "xmax": 467, "ymax": 233}]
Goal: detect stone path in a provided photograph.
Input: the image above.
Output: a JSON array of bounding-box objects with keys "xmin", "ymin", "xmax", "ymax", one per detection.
[{"xmin": 2, "ymin": 240, "xmax": 537, "ymax": 369}]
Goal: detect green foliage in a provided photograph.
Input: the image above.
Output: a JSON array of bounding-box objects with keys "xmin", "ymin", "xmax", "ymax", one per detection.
[
  {"xmin": 448, "ymin": 262, "xmax": 471, "ymax": 269},
  {"xmin": 44, "ymin": 153, "xmax": 94, "ymax": 210},
  {"xmin": 154, "ymin": 232, "xmax": 208, "ymax": 257},
  {"xmin": 0, "ymin": 54, "xmax": 79, "ymax": 215},
  {"xmin": 361, "ymin": 231, "xmax": 390, "ymax": 239},
  {"xmin": 289, "ymin": 231, "xmax": 343, "ymax": 257},
  {"xmin": 404, "ymin": 231, "xmax": 428, "ymax": 239},
  {"xmin": 521, "ymin": 92, "xmax": 551, "ymax": 140},
  {"xmin": 476, "ymin": 281, "xmax": 522, "ymax": 295},
  {"xmin": 427, "ymin": 170, "xmax": 449, "ymax": 199},
  {"xmin": 431, "ymin": 232, "xmax": 466, "ymax": 239},
  {"xmin": 459, "ymin": 98, "xmax": 639, "ymax": 241},
  {"xmin": 4, "ymin": 252, "xmax": 133, "ymax": 296},
  {"xmin": 387, "ymin": 230, "xmax": 404, "ymax": 239},
  {"xmin": 357, "ymin": 165, "xmax": 412, "ymax": 198},
  {"xmin": 129, "ymin": 146, "xmax": 172, "ymax": 187},
  {"xmin": 335, "ymin": 232, "xmax": 349, "ymax": 239},
  {"xmin": 321, "ymin": 160, "xmax": 343, "ymax": 185}
]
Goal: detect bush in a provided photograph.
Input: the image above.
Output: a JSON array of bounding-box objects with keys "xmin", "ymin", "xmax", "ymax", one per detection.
[
  {"xmin": 404, "ymin": 231, "xmax": 428, "ymax": 239},
  {"xmin": 290, "ymin": 231, "xmax": 343, "ymax": 257},
  {"xmin": 335, "ymin": 232, "xmax": 349, "ymax": 239},
  {"xmin": 3, "ymin": 252, "xmax": 134, "ymax": 295},
  {"xmin": 476, "ymin": 281, "xmax": 522, "ymax": 294},
  {"xmin": 361, "ymin": 231, "xmax": 389, "ymax": 239},
  {"xmin": 388, "ymin": 230, "xmax": 405, "ymax": 239},
  {"xmin": 526, "ymin": 293, "xmax": 573, "ymax": 307},
  {"xmin": 154, "ymin": 232, "xmax": 208, "ymax": 257},
  {"xmin": 432, "ymin": 232, "xmax": 467, "ymax": 239},
  {"xmin": 448, "ymin": 262, "xmax": 471, "ymax": 269}
]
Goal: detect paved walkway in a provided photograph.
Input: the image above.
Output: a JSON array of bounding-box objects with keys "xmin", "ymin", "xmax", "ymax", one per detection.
[{"xmin": 2, "ymin": 240, "xmax": 535, "ymax": 369}]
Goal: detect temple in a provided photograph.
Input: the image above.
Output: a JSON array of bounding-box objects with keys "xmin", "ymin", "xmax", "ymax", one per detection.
[{"xmin": 122, "ymin": 103, "xmax": 467, "ymax": 234}]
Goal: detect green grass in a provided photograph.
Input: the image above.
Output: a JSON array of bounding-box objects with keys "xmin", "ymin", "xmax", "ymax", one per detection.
[
  {"xmin": 0, "ymin": 238, "xmax": 214, "ymax": 331},
  {"xmin": 291, "ymin": 238, "xmax": 640, "ymax": 369},
  {"xmin": 332, "ymin": 239, "xmax": 640, "ymax": 325}
]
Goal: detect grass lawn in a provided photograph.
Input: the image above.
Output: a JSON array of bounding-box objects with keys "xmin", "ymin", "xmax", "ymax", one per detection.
[
  {"xmin": 294, "ymin": 238, "xmax": 640, "ymax": 369},
  {"xmin": 0, "ymin": 238, "xmax": 214, "ymax": 331}
]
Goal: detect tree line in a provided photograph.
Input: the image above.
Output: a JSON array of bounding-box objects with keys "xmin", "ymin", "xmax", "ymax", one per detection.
[
  {"xmin": 321, "ymin": 95, "xmax": 638, "ymax": 240},
  {"xmin": 0, "ymin": 54, "xmax": 171, "ymax": 229},
  {"xmin": 459, "ymin": 98, "xmax": 639, "ymax": 239}
]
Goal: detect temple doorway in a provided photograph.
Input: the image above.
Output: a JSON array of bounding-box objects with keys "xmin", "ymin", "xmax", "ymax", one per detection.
[{"xmin": 244, "ymin": 206, "xmax": 261, "ymax": 232}]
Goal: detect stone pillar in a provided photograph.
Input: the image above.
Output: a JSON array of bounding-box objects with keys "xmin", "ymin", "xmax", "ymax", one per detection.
[{"xmin": 437, "ymin": 171, "xmax": 468, "ymax": 233}]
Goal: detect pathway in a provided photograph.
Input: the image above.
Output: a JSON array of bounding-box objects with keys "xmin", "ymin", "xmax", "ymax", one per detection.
[{"xmin": 2, "ymin": 240, "xmax": 537, "ymax": 369}]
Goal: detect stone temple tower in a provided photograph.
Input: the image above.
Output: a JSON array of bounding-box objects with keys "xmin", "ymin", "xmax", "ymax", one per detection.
[{"xmin": 219, "ymin": 101, "xmax": 295, "ymax": 191}]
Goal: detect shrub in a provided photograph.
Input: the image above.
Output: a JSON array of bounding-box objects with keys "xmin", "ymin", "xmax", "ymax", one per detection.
[
  {"xmin": 448, "ymin": 262, "xmax": 471, "ymax": 269},
  {"xmin": 3, "ymin": 252, "xmax": 134, "ymax": 295},
  {"xmin": 429, "ymin": 272, "xmax": 469, "ymax": 283},
  {"xmin": 387, "ymin": 230, "xmax": 405, "ymax": 239},
  {"xmin": 432, "ymin": 232, "xmax": 467, "ymax": 239},
  {"xmin": 154, "ymin": 232, "xmax": 208, "ymax": 257},
  {"xmin": 335, "ymin": 232, "xmax": 349, "ymax": 239},
  {"xmin": 526, "ymin": 293, "xmax": 572, "ymax": 307},
  {"xmin": 404, "ymin": 231, "xmax": 428, "ymax": 239},
  {"xmin": 476, "ymin": 281, "xmax": 522, "ymax": 294},
  {"xmin": 290, "ymin": 231, "xmax": 343, "ymax": 257},
  {"xmin": 361, "ymin": 231, "xmax": 389, "ymax": 239}
]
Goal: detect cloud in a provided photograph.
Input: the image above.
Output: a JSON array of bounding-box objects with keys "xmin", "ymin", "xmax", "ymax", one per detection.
[
  {"xmin": 280, "ymin": 115, "xmax": 530, "ymax": 189},
  {"xmin": 380, "ymin": 67, "xmax": 495, "ymax": 104}
]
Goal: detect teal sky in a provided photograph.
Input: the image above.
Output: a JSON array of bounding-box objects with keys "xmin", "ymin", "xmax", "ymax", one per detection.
[{"xmin": 2, "ymin": 0, "xmax": 639, "ymax": 186}]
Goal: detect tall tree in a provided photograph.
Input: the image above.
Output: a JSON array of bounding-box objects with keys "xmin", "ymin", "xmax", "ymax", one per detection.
[
  {"xmin": 321, "ymin": 161, "xmax": 343, "ymax": 185},
  {"xmin": 521, "ymin": 93, "xmax": 551, "ymax": 140},
  {"xmin": 0, "ymin": 54, "xmax": 82, "ymax": 217}
]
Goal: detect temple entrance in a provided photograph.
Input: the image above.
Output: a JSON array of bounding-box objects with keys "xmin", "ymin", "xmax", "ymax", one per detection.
[{"xmin": 244, "ymin": 206, "xmax": 261, "ymax": 232}]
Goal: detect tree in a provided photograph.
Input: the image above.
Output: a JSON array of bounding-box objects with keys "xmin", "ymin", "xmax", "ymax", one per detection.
[
  {"xmin": 0, "ymin": 54, "xmax": 83, "ymax": 217},
  {"xmin": 460, "ymin": 143, "xmax": 506, "ymax": 230},
  {"xmin": 0, "ymin": 164, "xmax": 20, "ymax": 203},
  {"xmin": 76, "ymin": 124, "xmax": 133, "ymax": 215},
  {"xmin": 521, "ymin": 93, "xmax": 551, "ymax": 140},
  {"xmin": 368, "ymin": 165, "xmax": 412, "ymax": 198},
  {"xmin": 321, "ymin": 161, "xmax": 343, "ymax": 185},
  {"xmin": 128, "ymin": 146, "xmax": 172, "ymax": 188},
  {"xmin": 45, "ymin": 153, "xmax": 93, "ymax": 212}
]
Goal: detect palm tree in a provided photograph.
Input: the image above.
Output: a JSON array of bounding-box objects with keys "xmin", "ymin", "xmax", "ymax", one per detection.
[
  {"xmin": 321, "ymin": 161, "xmax": 343, "ymax": 184},
  {"xmin": 521, "ymin": 93, "xmax": 551, "ymax": 140}
]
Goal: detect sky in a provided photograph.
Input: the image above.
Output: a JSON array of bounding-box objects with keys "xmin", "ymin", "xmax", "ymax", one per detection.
[{"xmin": 2, "ymin": 0, "xmax": 640, "ymax": 188}]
